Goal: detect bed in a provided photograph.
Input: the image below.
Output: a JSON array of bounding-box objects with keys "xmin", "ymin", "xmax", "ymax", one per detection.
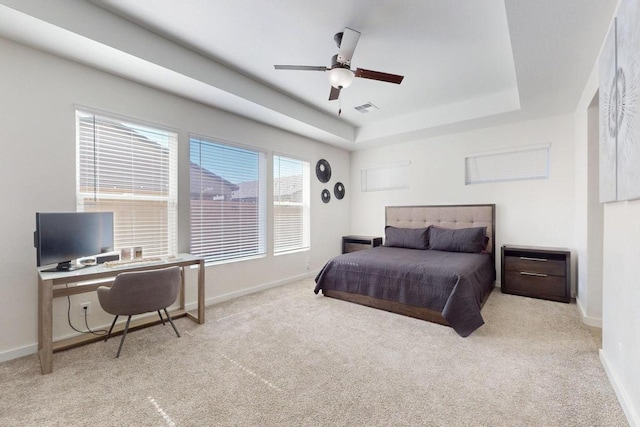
[{"xmin": 314, "ymin": 204, "xmax": 496, "ymax": 337}]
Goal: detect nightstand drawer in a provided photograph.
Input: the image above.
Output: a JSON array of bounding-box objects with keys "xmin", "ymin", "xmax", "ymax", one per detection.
[
  {"xmin": 503, "ymin": 256, "xmax": 566, "ymax": 276},
  {"xmin": 344, "ymin": 242, "xmax": 372, "ymax": 253},
  {"xmin": 503, "ymin": 270, "xmax": 567, "ymax": 298}
]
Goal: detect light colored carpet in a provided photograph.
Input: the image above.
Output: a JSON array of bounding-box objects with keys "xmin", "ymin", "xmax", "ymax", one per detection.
[{"xmin": 0, "ymin": 279, "xmax": 628, "ymax": 426}]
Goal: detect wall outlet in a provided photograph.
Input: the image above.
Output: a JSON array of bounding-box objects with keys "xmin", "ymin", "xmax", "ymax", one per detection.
[
  {"xmin": 306, "ymin": 257, "xmax": 310, "ymax": 271},
  {"xmin": 79, "ymin": 302, "xmax": 91, "ymax": 315}
]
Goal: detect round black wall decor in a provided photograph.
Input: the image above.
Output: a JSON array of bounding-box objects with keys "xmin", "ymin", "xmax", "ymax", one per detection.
[
  {"xmin": 321, "ymin": 189, "xmax": 331, "ymax": 203},
  {"xmin": 334, "ymin": 182, "xmax": 345, "ymax": 199},
  {"xmin": 315, "ymin": 159, "xmax": 332, "ymax": 183}
]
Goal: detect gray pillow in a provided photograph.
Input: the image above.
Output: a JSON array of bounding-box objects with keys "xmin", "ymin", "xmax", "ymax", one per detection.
[
  {"xmin": 384, "ymin": 226, "xmax": 430, "ymax": 250},
  {"xmin": 429, "ymin": 226, "xmax": 487, "ymax": 253}
]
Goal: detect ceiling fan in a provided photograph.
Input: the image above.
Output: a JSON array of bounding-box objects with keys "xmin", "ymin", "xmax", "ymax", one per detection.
[{"xmin": 274, "ymin": 27, "xmax": 404, "ymax": 101}]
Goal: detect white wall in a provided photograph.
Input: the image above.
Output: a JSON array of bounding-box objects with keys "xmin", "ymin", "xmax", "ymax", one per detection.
[
  {"xmin": 601, "ymin": 202, "xmax": 640, "ymax": 426},
  {"xmin": 0, "ymin": 37, "xmax": 350, "ymax": 360},
  {"xmin": 350, "ymin": 114, "xmax": 577, "ymax": 285},
  {"xmin": 573, "ymin": 62, "xmax": 606, "ymax": 327}
]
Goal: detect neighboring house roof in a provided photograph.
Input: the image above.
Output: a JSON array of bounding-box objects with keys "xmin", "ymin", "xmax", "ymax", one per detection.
[
  {"xmin": 232, "ymin": 180, "xmax": 258, "ymax": 201},
  {"xmin": 190, "ymin": 161, "xmax": 238, "ymax": 199},
  {"xmin": 78, "ymin": 116, "xmax": 171, "ymax": 194},
  {"xmin": 81, "ymin": 116, "xmax": 304, "ymax": 202},
  {"xmin": 273, "ymin": 175, "xmax": 303, "ymax": 202},
  {"xmin": 232, "ymin": 175, "xmax": 303, "ymax": 202}
]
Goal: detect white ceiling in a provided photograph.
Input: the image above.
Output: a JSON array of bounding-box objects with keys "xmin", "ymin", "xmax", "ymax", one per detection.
[{"xmin": 0, "ymin": 0, "xmax": 619, "ymax": 151}]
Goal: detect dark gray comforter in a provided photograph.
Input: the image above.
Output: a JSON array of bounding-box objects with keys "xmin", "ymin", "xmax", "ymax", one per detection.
[{"xmin": 314, "ymin": 246, "xmax": 495, "ymax": 337}]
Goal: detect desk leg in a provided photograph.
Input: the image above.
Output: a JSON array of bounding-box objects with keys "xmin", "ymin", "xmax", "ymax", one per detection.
[
  {"xmin": 197, "ymin": 259, "xmax": 205, "ymax": 324},
  {"xmin": 38, "ymin": 278, "xmax": 53, "ymax": 374},
  {"xmin": 179, "ymin": 267, "xmax": 186, "ymax": 310},
  {"xmin": 185, "ymin": 260, "xmax": 205, "ymax": 324}
]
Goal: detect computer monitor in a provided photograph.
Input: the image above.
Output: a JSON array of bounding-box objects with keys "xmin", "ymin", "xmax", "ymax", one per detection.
[{"xmin": 35, "ymin": 212, "xmax": 114, "ymax": 271}]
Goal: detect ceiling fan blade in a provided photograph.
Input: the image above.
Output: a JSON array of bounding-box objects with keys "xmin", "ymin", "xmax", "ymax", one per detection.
[
  {"xmin": 329, "ymin": 86, "xmax": 341, "ymax": 101},
  {"xmin": 354, "ymin": 68, "xmax": 404, "ymax": 84},
  {"xmin": 336, "ymin": 27, "xmax": 361, "ymax": 65},
  {"xmin": 274, "ymin": 65, "xmax": 328, "ymax": 71}
]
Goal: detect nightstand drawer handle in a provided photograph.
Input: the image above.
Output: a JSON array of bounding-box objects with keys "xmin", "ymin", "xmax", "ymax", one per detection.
[
  {"xmin": 520, "ymin": 271, "xmax": 548, "ymax": 277},
  {"xmin": 520, "ymin": 257, "xmax": 547, "ymax": 262}
]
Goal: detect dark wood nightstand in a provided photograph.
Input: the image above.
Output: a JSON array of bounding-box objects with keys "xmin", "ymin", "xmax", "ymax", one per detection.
[
  {"xmin": 501, "ymin": 245, "xmax": 571, "ymax": 303},
  {"xmin": 342, "ymin": 235, "xmax": 383, "ymax": 254}
]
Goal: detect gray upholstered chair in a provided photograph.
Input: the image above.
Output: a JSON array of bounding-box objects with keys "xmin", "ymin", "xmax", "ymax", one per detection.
[{"xmin": 97, "ymin": 266, "xmax": 181, "ymax": 358}]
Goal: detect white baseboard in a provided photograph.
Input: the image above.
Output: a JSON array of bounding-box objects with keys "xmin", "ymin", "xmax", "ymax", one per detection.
[
  {"xmin": 185, "ymin": 271, "xmax": 319, "ymax": 312},
  {"xmin": 576, "ymin": 298, "xmax": 603, "ymax": 328},
  {"xmin": 0, "ymin": 344, "xmax": 38, "ymax": 364},
  {"xmin": 600, "ymin": 349, "xmax": 639, "ymax": 427}
]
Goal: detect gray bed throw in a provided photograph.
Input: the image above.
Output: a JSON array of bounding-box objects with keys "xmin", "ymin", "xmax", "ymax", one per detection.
[{"xmin": 314, "ymin": 246, "xmax": 495, "ymax": 337}]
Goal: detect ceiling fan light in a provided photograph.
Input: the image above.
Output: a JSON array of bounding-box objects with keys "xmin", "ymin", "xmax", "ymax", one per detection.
[{"xmin": 328, "ymin": 67, "xmax": 354, "ymax": 89}]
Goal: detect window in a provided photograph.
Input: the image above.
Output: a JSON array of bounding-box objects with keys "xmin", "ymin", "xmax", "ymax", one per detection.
[
  {"xmin": 273, "ymin": 155, "xmax": 310, "ymax": 254},
  {"xmin": 361, "ymin": 161, "xmax": 410, "ymax": 192},
  {"xmin": 190, "ymin": 137, "xmax": 266, "ymax": 263},
  {"xmin": 76, "ymin": 111, "xmax": 178, "ymax": 257},
  {"xmin": 465, "ymin": 144, "xmax": 550, "ymax": 185}
]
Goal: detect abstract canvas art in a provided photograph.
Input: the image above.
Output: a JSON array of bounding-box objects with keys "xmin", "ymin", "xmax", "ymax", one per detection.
[
  {"xmin": 616, "ymin": 0, "xmax": 640, "ymax": 201},
  {"xmin": 600, "ymin": 0, "xmax": 640, "ymax": 203}
]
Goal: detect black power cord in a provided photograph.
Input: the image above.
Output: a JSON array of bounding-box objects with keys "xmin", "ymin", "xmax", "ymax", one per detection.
[{"xmin": 66, "ymin": 295, "xmax": 108, "ymax": 336}]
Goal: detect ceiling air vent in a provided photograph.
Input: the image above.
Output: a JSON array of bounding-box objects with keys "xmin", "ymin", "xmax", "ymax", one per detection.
[{"xmin": 354, "ymin": 102, "xmax": 379, "ymax": 113}]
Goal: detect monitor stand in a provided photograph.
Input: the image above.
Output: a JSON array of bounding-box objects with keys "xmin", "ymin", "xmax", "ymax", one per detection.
[{"xmin": 41, "ymin": 261, "xmax": 86, "ymax": 273}]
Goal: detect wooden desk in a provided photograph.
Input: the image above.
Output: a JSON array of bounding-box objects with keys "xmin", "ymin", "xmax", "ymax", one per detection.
[{"xmin": 37, "ymin": 253, "xmax": 205, "ymax": 374}]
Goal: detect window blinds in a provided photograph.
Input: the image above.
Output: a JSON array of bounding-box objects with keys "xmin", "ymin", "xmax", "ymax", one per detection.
[
  {"xmin": 465, "ymin": 144, "xmax": 550, "ymax": 184},
  {"xmin": 273, "ymin": 155, "xmax": 310, "ymax": 254},
  {"xmin": 76, "ymin": 111, "xmax": 178, "ymax": 257},
  {"xmin": 361, "ymin": 161, "xmax": 410, "ymax": 192},
  {"xmin": 190, "ymin": 137, "xmax": 266, "ymax": 263}
]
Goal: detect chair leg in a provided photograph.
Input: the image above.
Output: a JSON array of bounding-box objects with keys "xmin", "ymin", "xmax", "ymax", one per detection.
[
  {"xmin": 157, "ymin": 310, "xmax": 166, "ymax": 325},
  {"xmin": 163, "ymin": 308, "xmax": 181, "ymax": 338},
  {"xmin": 116, "ymin": 316, "xmax": 132, "ymax": 358},
  {"xmin": 105, "ymin": 315, "xmax": 118, "ymax": 342}
]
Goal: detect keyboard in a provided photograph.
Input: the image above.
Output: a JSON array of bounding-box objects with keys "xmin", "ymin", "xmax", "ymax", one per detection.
[{"xmin": 103, "ymin": 256, "xmax": 163, "ymax": 268}]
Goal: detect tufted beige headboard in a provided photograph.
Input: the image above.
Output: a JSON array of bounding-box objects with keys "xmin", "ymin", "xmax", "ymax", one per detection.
[{"xmin": 385, "ymin": 204, "xmax": 496, "ymax": 254}]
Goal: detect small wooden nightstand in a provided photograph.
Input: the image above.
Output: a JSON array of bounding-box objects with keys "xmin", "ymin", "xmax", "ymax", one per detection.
[
  {"xmin": 501, "ymin": 245, "xmax": 571, "ymax": 303},
  {"xmin": 342, "ymin": 235, "xmax": 383, "ymax": 254}
]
